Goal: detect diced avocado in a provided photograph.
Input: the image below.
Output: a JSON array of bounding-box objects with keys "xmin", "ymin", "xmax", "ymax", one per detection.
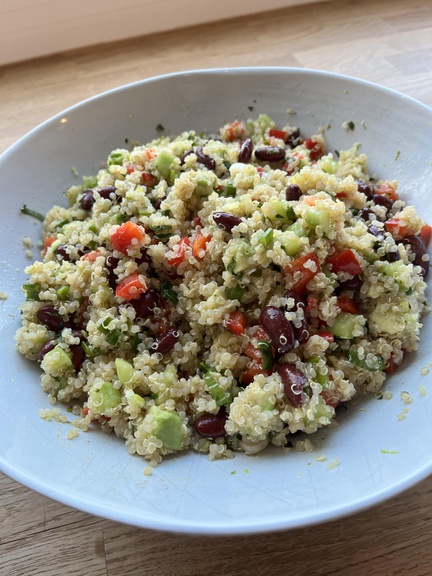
[
  {"xmin": 278, "ymin": 230, "xmax": 302, "ymax": 256},
  {"xmin": 320, "ymin": 157, "xmax": 338, "ymax": 174},
  {"xmin": 227, "ymin": 240, "xmax": 254, "ymax": 278},
  {"xmin": 41, "ymin": 345, "xmax": 73, "ymax": 376},
  {"xmin": 330, "ymin": 312, "xmax": 365, "ymax": 339},
  {"xmin": 368, "ymin": 308, "xmax": 410, "ymax": 335},
  {"xmin": 148, "ymin": 405, "xmax": 183, "ymax": 451},
  {"xmin": 88, "ymin": 381, "xmax": 122, "ymax": 415},
  {"xmin": 115, "ymin": 358, "xmax": 134, "ymax": 385},
  {"xmin": 154, "ymin": 149, "xmax": 175, "ymax": 179},
  {"xmin": 262, "ymin": 197, "xmax": 295, "ymax": 226}
]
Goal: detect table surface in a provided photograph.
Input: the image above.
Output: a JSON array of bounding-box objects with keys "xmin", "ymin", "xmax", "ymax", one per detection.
[{"xmin": 2, "ymin": 0, "xmax": 432, "ymax": 574}]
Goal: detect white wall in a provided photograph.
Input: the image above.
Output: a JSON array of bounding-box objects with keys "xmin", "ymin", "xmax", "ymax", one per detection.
[{"xmin": 0, "ymin": 0, "xmax": 324, "ymax": 66}]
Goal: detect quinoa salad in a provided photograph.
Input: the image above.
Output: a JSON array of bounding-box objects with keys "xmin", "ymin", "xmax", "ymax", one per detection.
[{"xmin": 16, "ymin": 114, "xmax": 430, "ymax": 467}]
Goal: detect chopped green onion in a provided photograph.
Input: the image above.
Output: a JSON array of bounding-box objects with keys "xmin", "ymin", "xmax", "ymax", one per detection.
[
  {"xmin": 204, "ymin": 371, "xmax": 230, "ymax": 406},
  {"xmin": 115, "ymin": 212, "xmax": 126, "ymax": 224},
  {"xmin": 258, "ymin": 228, "xmax": 274, "ymax": 247},
  {"xmin": 257, "ymin": 341, "xmax": 274, "ymax": 370},
  {"xmin": 345, "ymin": 349, "xmax": 384, "ymax": 372},
  {"xmin": 108, "ymin": 151, "xmax": 125, "ymax": 166},
  {"xmin": 160, "ymin": 281, "xmax": 178, "ymax": 304},
  {"xmin": 225, "ymin": 181, "xmax": 236, "ymax": 197},
  {"xmin": 98, "ymin": 317, "xmax": 113, "ymax": 334},
  {"xmin": 105, "ymin": 330, "xmax": 122, "ymax": 346},
  {"xmin": 148, "ymin": 224, "xmax": 173, "ymax": 239},
  {"xmin": 23, "ymin": 283, "xmax": 40, "ymax": 301},
  {"xmin": 81, "ymin": 342, "xmax": 102, "ymax": 357},
  {"xmin": 226, "ymin": 283, "xmax": 246, "ymax": 300},
  {"xmin": 130, "ymin": 333, "xmax": 141, "ymax": 353},
  {"xmin": 20, "ymin": 205, "xmax": 45, "ymax": 222},
  {"xmin": 57, "ymin": 218, "xmax": 71, "ymax": 229},
  {"xmin": 56, "ymin": 286, "xmax": 69, "ymax": 301}
]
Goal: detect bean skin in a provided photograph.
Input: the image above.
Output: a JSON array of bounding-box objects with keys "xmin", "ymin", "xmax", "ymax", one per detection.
[
  {"xmin": 260, "ymin": 306, "xmax": 295, "ymax": 355},
  {"xmin": 131, "ymin": 289, "xmax": 161, "ymax": 319},
  {"xmin": 338, "ymin": 275, "xmax": 362, "ymax": 292},
  {"xmin": 286, "ymin": 129, "xmax": 301, "ymax": 148},
  {"xmin": 355, "ymin": 180, "xmax": 374, "ymax": 200},
  {"xmin": 70, "ymin": 345, "xmax": 84, "ymax": 372},
  {"xmin": 80, "ymin": 189, "xmax": 95, "ymax": 210},
  {"xmin": 194, "ymin": 410, "xmax": 227, "ymax": 438},
  {"xmin": 278, "ymin": 363, "xmax": 310, "ymax": 407},
  {"xmin": 386, "ymin": 249, "xmax": 400, "ymax": 262},
  {"xmin": 36, "ymin": 306, "xmax": 64, "ymax": 332},
  {"xmin": 213, "ymin": 211, "xmax": 242, "ymax": 232},
  {"xmin": 180, "ymin": 150, "xmax": 193, "ymax": 165},
  {"xmin": 98, "ymin": 185, "xmax": 117, "ymax": 199},
  {"xmin": 368, "ymin": 225, "xmax": 385, "ymax": 240},
  {"xmin": 37, "ymin": 339, "xmax": 56, "ymax": 361},
  {"xmin": 373, "ymin": 194, "xmax": 394, "ymax": 214},
  {"xmin": 285, "ymin": 184, "xmax": 302, "ymax": 201},
  {"xmin": 151, "ymin": 326, "xmax": 179, "ymax": 354},
  {"xmin": 403, "ymin": 235, "xmax": 429, "ymax": 278},
  {"xmin": 359, "ymin": 208, "xmax": 376, "ymax": 222},
  {"xmin": 56, "ymin": 244, "xmax": 71, "ymax": 261},
  {"xmin": 105, "ymin": 256, "xmax": 119, "ymax": 290},
  {"xmin": 284, "ymin": 290, "xmax": 308, "ymax": 344},
  {"xmin": 196, "ymin": 146, "xmax": 216, "ymax": 170},
  {"xmin": 238, "ymin": 138, "xmax": 254, "ymax": 163},
  {"xmin": 255, "ymin": 146, "xmax": 286, "ymax": 163}
]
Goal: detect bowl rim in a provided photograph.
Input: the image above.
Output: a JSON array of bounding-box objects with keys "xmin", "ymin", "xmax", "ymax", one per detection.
[{"xmin": 1, "ymin": 66, "xmax": 432, "ymax": 535}]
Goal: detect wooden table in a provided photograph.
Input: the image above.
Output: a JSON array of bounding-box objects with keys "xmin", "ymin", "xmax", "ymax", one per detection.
[{"xmin": 2, "ymin": 0, "xmax": 432, "ymax": 574}]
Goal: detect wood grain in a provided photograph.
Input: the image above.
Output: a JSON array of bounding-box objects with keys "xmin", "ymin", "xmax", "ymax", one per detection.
[{"xmin": 1, "ymin": 0, "xmax": 432, "ymax": 574}]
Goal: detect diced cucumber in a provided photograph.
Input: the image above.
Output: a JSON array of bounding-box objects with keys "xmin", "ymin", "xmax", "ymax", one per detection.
[
  {"xmin": 41, "ymin": 345, "xmax": 73, "ymax": 375},
  {"xmin": 380, "ymin": 260, "xmax": 410, "ymax": 292},
  {"xmin": 330, "ymin": 312, "xmax": 365, "ymax": 339},
  {"xmin": 258, "ymin": 228, "xmax": 274, "ymax": 247},
  {"xmin": 278, "ymin": 230, "xmax": 302, "ymax": 256},
  {"xmin": 56, "ymin": 286, "xmax": 69, "ymax": 301},
  {"xmin": 288, "ymin": 221, "xmax": 310, "ymax": 237},
  {"xmin": 368, "ymin": 308, "xmax": 411, "ymax": 335},
  {"xmin": 345, "ymin": 349, "xmax": 385, "ymax": 372},
  {"xmin": 226, "ymin": 240, "xmax": 254, "ymax": 278},
  {"xmin": 226, "ymin": 283, "xmax": 246, "ymax": 300},
  {"xmin": 154, "ymin": 150, "xmax": 175, "ymax": 179},
  {"xmin": 321, "ymin": 157, "xmax": 338, "ymax": 174},
  {"xmin": 89, "ymin": 381, "xmax": 122, "ymax": 415},
  {"xmin": 262, "ymin": 197, "xmax": 295, "ymax": 226},
  {"xmin": 305, "ymin": 207, "xmax": 331, "ymax": 231},
  {"xmin": 108, "ymin": 149, "xmax": 128, "ymax": 167},
  {"xmin": 115, "ymin": 358, "xmax": 134, "ymax": 385}
]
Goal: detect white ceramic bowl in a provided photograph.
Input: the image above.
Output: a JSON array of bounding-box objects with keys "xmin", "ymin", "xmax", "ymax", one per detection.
[{"xmin": 1, "ymin": 68, "xmax": 432, "ymax": 535}]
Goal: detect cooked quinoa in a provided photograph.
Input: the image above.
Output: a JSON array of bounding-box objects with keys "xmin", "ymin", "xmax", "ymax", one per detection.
[{"xmin": 15, "ymin": 114, "xmax": 430, "ymax": 466}]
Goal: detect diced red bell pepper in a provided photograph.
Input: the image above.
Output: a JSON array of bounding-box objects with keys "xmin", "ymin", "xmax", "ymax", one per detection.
[
  {"xmin": 303, "ymin": 137, "xmax": 323, "ymax": 161},
  {"xmin": 81, "ymin": 250, "xmax": 101, "ymax": 262},
  {"xmin": 141, "ymin": 171, "xmax": 157, "ymax": 187},
  {"xmin": 284, "ymin": 253, "xmax": 321, "ymax": 295},
  {"xmin": 321, "ymin": 390, "xmax": 340, "ymax": 409},
  {"xmin": 244, "ymin": 342, "xmax": 262, "ymax": 361},
  {"xmin": 374, "ymin": 182, "xmax": 399, "ymax": 201},
  {"xmin": 385, "ymin": 350, "xmax": 405, "ymax": 375},
  {"xmin": 306, "ymin": 331, "xmax": 334, "ymax": 344},
  {"xmin": 115, "ymin": 272, "xmax": 147, "ymax": 300},
  {"xmin": 167, "ymin": 237, "xmax": 191, "ymax": 267},
  {"xmin": 336, "ymin": 295, "xmax": 360, "ymax": 315},
  {"xmin": 192, "ymin": 216, "xmax": 202, "ymax": 228},
  {"xmin": 269, "ymin": 129, "xmax": 287, "ymax": 140},
  {"xmin": 226, "ymin": 310, "xmax": 247, "ymax": 336},
  {"xmin": 110, "ymin": 221, "xmax": 146, "ymax": 255},
  {"xmin": 192, "ymin": 231, "xmax": 211, "ymax": 259},
  {"xmin": 327, "ymin": 249, "xmax": 362, "ymax": 276},
  {"xmin": 225, "ymin": 120, "xmax": 245, "ymax": 142},
  {"xmin": 241, "ymin": 361, "xmax": 271, "ymax": 385},
  {"xmin": 384, "ymin": 217, "xmax": 411, "ymax": 240},
  {"xmin": 43, "ymin": 236, "xmax": 56, "ymax": 256},
  {"xmin": 419, "ymin": 224, "xmax": 432, "ymax": 247}
]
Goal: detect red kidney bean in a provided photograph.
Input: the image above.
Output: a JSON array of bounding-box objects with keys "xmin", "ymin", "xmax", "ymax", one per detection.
[
  {"xmin": 55, "ymin": 244, "xmax": 71, "ymax": 261},
  {"xmin": 368, "ymin": 225, "xmax": 385, "ymax": 240},
  {"xmin": 359, "ymin": 208, "xmax": 377, "ymax": 222},
  {"xmin": 180, "ymin": 149, "xmax": 193, "ymax": 165},
  {"xmin": 373, "ymin": 194, "xmax": 394, "ymax": 214},
  {"xmin": 151, "ymin": 326, "xmax": 179, "ymax": 354},
  {"xmin": 237, "ymin": 138, "xmax": 253, "ymax": 163},
  {"xmin": 338, "ymin": 275, "xmax": 362, "ymax": 291},
  {"xmin": 386, "ymin": 249, "xmax": 400, "ymax": 262},
  {"xmin": 212, "ymin": 211, "xmax": 242, "ymax": 232},
  {"xmin": 105, "ymin": 256, "xmax": 119, "ymax": 290},
  {"xmin": 70, "ymin": 345, "xmax": 84, "ymax": 372},
  {"xmin": 286, "ymin": 129, "xmax": 301, "ymax": 148},
  {"xmin": 196, "ymin": 146, "xmax": 216, "ymax": 170},
  {"xmin": 403, "ymin": 235, "xmax": 429, "ymax": 277},
  {"xmin": 135, "ymin": 248, "xmax": 151, "ymax": 266},
  {"xmin": 71, "ymin": 329, "xmax": 85, "ymax": 342},
  {"xmin": 285, "ymin": 184, "xmax": 302, "ymax": 201},
  {"xmin": 194, "ymin": 410, "xmax": 227, "ymax": 438},
  {"xmin": 80, "ymin": 189, "xmax": 95, "ymax": 210},
  {"xmin": 98, "ymin": 185, "xmax": 117, "ymax": 199},
  {"xmin": 278, "ymin": 363, "xmax": 310, "ymax": 407},
  {"xmin": 37, "ymin": 339, "xmax": 56, "ymax": 361},
  {"xmin": 131, "ymin": 289, "xmax": 161, "ymax": 319},
  {"xmin": 255, "ymin": 146, "xmax": 286, "ymax": 163},
  {"xmin": 284, "ymin": 290, "xmax": 308, "ymax": 344},
  {"xmin": 260, "ymin": 306, "xmax": 295, "ymax": 355},
  {"xmin": 36, "ymin": 306, "xmax": 64, "ymax": 332},
  {"xmin": 355, "ymin": 180, "xmax": 374, "ymax": 200}
]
